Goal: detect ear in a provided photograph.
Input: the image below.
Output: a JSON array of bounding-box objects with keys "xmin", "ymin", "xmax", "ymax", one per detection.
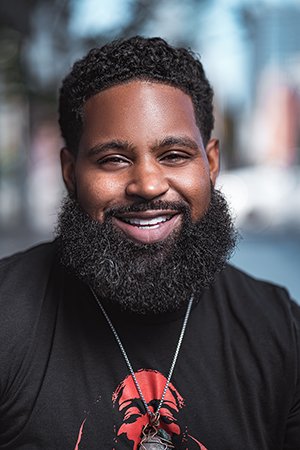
[
  {"xmin": 206, "ymin": 138, "xmax": 219, "ymax": 186},
  {"xmin": 60, "ymin": 147, "xmax": 76, "ymax": 194}
]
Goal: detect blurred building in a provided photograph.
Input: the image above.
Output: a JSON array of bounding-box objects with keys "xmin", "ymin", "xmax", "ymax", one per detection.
[
  {"xmin": 251, "ymin": 5, "xmax": 300, "ymax": 92},
  {"xmin": 243, "ymin": 4, "xmax": 300, "ymax": 166}
]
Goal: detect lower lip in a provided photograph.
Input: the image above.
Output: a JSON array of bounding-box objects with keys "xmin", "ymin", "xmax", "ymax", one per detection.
[{"xmin": 112, "ymin": 214, "xmax": 182, "ymax": 244}]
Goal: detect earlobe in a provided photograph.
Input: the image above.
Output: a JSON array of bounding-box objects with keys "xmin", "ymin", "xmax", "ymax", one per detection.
[
  {"xmin": 60, "ymin": 148, "xmax": 76, "ymax": 194},
  {"xmin": 206, "ymin": 138, "xmax": 220, "ymax": 186}
]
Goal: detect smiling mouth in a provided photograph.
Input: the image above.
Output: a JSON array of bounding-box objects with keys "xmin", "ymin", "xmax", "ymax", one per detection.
[
  {"xmin": 112, "ymin": 210, "xmax": 182, "ymax": 244},
  {"xmin": 121, "ymin": 214, "xmax": 175, "ymax": 228}
]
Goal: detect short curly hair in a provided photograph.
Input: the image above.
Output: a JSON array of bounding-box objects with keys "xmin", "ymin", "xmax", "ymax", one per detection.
[{"xmin": 58, "ymin": 36, "xmax": 214, "ymax": 154}]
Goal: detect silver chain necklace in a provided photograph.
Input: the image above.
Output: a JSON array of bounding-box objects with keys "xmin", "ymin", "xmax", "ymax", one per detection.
[{"xmin": 90, "ymin": 287, "xmax": 193, "ymax": 450}]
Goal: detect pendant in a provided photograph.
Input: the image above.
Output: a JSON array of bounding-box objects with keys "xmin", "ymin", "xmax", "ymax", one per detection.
[
  {"xmin": 138, "ymin": 429, "xmax": 174, "ymax": 449},
  {"xmin": 138, "ymin": 414, "xmax": 174, "ymax": 450}
]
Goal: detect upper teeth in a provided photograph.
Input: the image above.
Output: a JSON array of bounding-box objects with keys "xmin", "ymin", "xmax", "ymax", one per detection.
[{"xmin": 123, "ymin": 215, "xmax": 169, "ymax": 226}]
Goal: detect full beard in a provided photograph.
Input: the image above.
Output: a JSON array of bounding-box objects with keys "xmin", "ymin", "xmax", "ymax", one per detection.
[{"xmin": 55, "ymin": 188, "xmax": 237, "ymax": 315}]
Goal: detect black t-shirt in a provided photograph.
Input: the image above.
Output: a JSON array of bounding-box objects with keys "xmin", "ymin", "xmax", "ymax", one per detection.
[{"xmin": 0, "ymin": 241, "xmax": 299, "ymax": 449}]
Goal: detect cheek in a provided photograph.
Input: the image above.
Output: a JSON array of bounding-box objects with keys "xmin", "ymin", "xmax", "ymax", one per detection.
[
  {"xmin": 173, "ymin": 170, "xmax": 211, "ymax": 221},
  {"xmin": 74, "ymin": 168, "xmax": 125, "ymax": 220}
]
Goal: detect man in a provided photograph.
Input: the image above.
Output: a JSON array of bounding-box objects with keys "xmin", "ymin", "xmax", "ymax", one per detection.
[{"xmin": 0, "ymin": 36, "xmax": 299, "ymax": 450}]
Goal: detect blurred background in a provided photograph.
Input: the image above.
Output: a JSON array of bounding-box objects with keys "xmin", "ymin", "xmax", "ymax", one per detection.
[{"xmin": 0, "ymin": 0, "xmax": 299, "ymax": 301}]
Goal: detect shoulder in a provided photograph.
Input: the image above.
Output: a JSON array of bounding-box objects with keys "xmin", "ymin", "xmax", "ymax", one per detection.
[
  {"xmin": 0, "ymin": 241, "xmax": 61, "ymax": 392},
  {"xmin": 209, "ymin": 262, "xmax": 299, "ymax": 356},
  {"xmin": 0, "ymin": 240, "xmax": 59, "ymax": 296},
  {"xmin": 219, "ymin": 265, "xmax": 300, "ymax": 441},
  {"xmin": 215, "ymin": 263, "xmax": 297, "ymax": 310},
  {"xmin": 0, "ymin": 239, "xmax": 59, "ymax": 305},
  {"xmin": 0, "ymin": 240, "xmax": 58, "ymax": 275},
  {"xmin": 210, "ymin": 263, "xmax": 300, "ymax": 352},
  {"xmin": 0, "ymin": 241, "xmax": 65, "ymax": 409},
  {"xmin": 0, "ymin": 240, "xmax": 60, "ymax": 342}
]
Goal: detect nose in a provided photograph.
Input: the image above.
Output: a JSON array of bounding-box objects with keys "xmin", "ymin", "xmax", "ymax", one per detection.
[{"xmin": 125, "ymin": 161, "xmax": 169, "ymax": 200}]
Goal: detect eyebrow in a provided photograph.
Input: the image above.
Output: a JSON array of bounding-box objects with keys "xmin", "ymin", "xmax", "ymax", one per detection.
[
  {"xmin": 86, "ymin": 135, "xmax": 200, "ymax": 157},
  {"xmin": 86, "ymin": 139, "xmax": 133, "ymax": 157},
  {"xmin": 151, "ymin": 135, "xmax": 200, "ymax": 151}
]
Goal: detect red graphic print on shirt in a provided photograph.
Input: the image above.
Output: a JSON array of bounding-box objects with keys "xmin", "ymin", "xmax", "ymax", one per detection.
[{"xmin": 75, "ymin": 369, "xmax": 208, "ymax": 449}]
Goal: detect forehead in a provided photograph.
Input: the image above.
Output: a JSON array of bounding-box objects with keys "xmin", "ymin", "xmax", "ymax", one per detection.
[{"xmin": 79, "ymin": 81, "xmax": 203, "ymax": 150}]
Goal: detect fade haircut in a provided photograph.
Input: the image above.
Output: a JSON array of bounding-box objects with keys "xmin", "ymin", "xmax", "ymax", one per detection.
[{"xmin": 58, "ymin": 36, "xmax": 214, "ymax": 155}]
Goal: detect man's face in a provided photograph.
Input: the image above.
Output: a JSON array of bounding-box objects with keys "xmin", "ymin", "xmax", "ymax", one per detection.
[{"xmin": 61, "ymin": 80, "xmax": 219, "ymax": 243}]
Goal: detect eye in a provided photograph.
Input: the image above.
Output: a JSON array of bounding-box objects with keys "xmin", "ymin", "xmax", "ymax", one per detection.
[
  {"xmin": 97, "ymin": 155, "xmax": 131, "ymax": 169},
  {"xmin": 160, "ymin": 151, "xmax": 191, "ymax": 165}
]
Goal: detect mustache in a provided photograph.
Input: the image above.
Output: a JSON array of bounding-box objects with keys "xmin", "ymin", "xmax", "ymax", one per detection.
[{"xmin": 104, "ymin": 200, "xmax": 190, "ymax": 219}]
